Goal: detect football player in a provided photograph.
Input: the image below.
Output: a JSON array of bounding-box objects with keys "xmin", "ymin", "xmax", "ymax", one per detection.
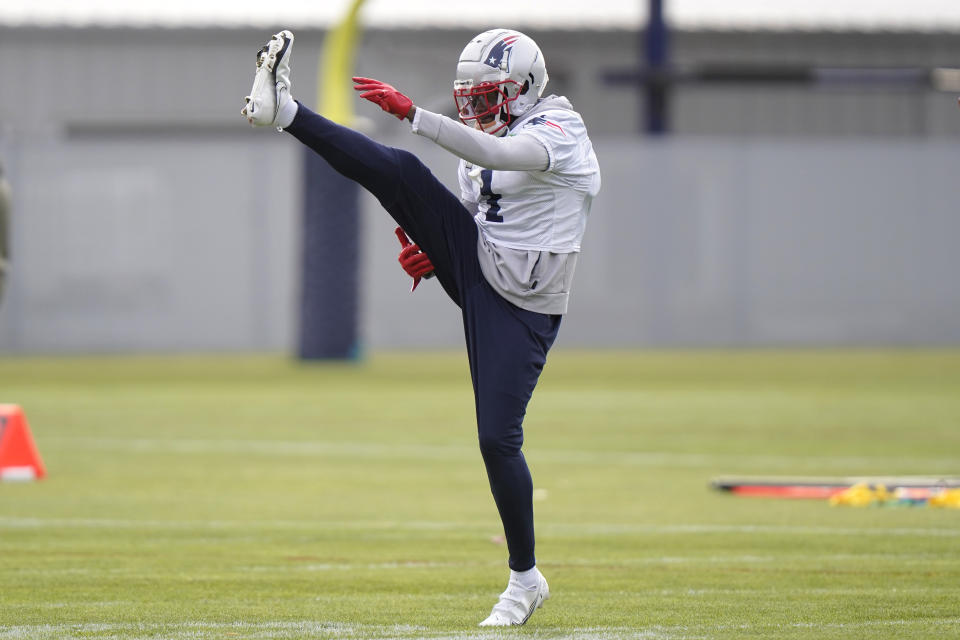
[{"xmin": 243, "ymin": 28, "xmax": 600, "ymax": 626}]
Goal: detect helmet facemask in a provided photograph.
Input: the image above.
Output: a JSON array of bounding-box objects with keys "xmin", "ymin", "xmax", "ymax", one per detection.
[{"xmin": 453, "ymin": 79, "xmax": 523, "ymax": 136}]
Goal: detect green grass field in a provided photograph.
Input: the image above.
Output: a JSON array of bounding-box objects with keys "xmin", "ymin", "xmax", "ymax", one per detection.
[{"xmin": 1, "ymin": 350, "xmax": 959, "ymax": 639}]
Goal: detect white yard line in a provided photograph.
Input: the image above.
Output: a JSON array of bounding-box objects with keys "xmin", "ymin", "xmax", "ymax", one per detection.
[
  {"xmin": 40, "ymin": 436, "xmax": 960, "ymax": 469},
  {"xmin": 1, "ymin": 516, "xmax": 959, "ymax": 538},
  {"xmin": 1, "ymin": 619, "xmax": 959, "ymax": 640}
]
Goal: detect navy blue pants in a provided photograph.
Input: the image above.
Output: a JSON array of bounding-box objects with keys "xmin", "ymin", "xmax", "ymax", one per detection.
[{"xmin": 287, "ymin": 105, "xmax": 560, "ymax": 571}]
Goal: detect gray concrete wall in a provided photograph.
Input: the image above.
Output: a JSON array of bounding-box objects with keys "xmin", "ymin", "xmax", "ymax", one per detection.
[
  {"xmin": 2, "ymin": 130, "xmax": 958, "ymax": 351},
  {"xmin": 0, "ymin": 26, "xmax": 958, "ymax": 352}
]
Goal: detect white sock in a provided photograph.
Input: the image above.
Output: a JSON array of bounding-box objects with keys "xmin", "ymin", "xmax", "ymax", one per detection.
[
  {"xmin": 276, "ymin": 96, "xmax": 299, "ymax": 129},
  {"xmin": 511, "ymin": 566, "xmax": 540, "ymax": 591}
]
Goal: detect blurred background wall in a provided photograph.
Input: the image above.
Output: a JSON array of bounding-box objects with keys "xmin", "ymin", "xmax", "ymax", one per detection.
[{"xmin": 0, "ymin": 22, "xmax": 958, "ymax": 352}]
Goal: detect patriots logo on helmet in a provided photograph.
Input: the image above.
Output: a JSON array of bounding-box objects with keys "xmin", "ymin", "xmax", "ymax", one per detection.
[{"xmin": 484, "ymin": 35, "xmax": 521, "ymax": 70}]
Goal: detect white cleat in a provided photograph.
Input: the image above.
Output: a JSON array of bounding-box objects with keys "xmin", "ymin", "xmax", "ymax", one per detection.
[
  {"xmin": 478, "ymin": 569, "xmax": 550, "ymax": 627},
  {"xmin": 241, "ymin": 30, "xmax": 295, "ymax": 128}
]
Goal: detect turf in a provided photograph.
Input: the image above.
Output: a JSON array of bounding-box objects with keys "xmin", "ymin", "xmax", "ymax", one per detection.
[{"xmin": 0, "ymin": 350, "xmax": 958, "ymax": 639}]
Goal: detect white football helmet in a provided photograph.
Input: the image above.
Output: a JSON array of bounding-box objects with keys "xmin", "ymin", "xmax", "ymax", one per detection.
[{"xmin": 453, "ymin": 29, "xmax": 549, "ymax": 136}]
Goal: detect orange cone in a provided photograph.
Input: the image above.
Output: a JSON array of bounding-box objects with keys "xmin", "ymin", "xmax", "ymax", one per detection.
[{"xmin": 0, "ymin": 404, "xmax": 46, "ymax": 481}]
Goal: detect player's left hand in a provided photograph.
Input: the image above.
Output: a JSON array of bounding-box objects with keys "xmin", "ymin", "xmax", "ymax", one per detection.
[
  {"xmin": 395, "ymin": 227, "xmax": 435, "ymax": 292},
  {"xmin": 353, "ymin": 77, "xmax": 414, "ymax": 120}
]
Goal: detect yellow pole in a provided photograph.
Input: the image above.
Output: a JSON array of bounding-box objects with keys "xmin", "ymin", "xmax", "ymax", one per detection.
[{"xmin": 318, "ymin": 0, "xmax": 368, "ymax": 125}]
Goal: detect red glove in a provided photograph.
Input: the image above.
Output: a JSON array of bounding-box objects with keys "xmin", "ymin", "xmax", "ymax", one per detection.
[
  {"xmin": 353, "ymin": 77, "xmax": 414, "ymax": 120},
  {"xmin": 395, "ymin": 227, "xmax": 435, "ymax": 292}
]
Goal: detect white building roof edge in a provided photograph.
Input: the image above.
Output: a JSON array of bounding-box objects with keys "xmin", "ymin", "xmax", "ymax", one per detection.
[{"xmin": 0, "ymin": 1, "xmax": 958, "ymax": 32}]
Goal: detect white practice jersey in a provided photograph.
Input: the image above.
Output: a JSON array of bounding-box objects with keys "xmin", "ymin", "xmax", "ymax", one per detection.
[
  {"xmin": 458, "ymin": 100, "xmax": 601, "ymax": 253},
  {"xmin": 411, "ymin": 95, "xmax": 601, "ymax": 314}
]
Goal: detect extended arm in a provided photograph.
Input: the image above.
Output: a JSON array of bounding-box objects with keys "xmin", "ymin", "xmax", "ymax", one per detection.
[
  {"xmin": 409, "ymin": 108, "xmax": 548, "ymax": 172},
  {"xmin": 353, "ymin": 77, "xmax": 548, "ymax": 172}
]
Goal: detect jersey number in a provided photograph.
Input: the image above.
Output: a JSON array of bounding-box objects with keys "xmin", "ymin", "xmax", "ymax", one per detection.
[{"xmin": 480, "ymin": 169, "xmax": 503, "ymax": 223}]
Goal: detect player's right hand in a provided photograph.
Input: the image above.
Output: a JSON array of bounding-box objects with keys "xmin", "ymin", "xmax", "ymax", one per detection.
[{"xmin": 353, "ymin": 77, "xmax": 414, "ymax": 120}]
